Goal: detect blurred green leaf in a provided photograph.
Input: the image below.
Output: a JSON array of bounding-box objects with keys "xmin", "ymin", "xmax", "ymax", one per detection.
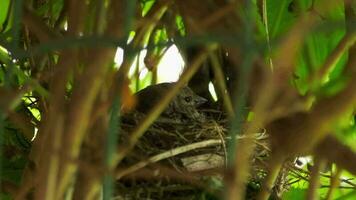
[
  {"xmin": 319, "ymin": 76, "xmax": 348, "ymax": 96},
  {"xmin": 267, "ymin": 0, "xmax": 296, "ymax": 38},
  {"xmin": 0, "ymin": 156, "xmax": 27, "ymax": 185},
  {"xmin": 141, "ymin": 0, "xmax": 155, "ymax": 16},
  {"xmin": 124, "ymin": 0, "xmax": 137, "ymax": 36},
  {"xmin": 0, "ymin": 45, "xmax": 11, "ymax": 63},
  {"xmin": 9, "ymin": 0, "xmax": 23, "ymax": 46},
  {"xmin": 175, "ymin": 15, "xmax": 185, "ymax": 36},
  {"xmin": 0, "ymin": 193, "xmax": 12, "ymax": 200},
  {"xmin": 0, "ymin": 0, "xmax": 11, "ymax": 31},
  {"xmin": 283, "ymin": 188, "xmax": 307, "ymax": 200},
  {"xmin": 334, "ymin": 190, "xmax": 356, "ymax": 200},
  {"xmin": 293, "ymin": 1, "xmax": 346, "ymax": 94},
  {"xmin": 0, "ymin": 112, "xmax": 3, "ymax": 189},
  {"xmin": 36, "ymin": 0, "xmax": 64, "ymax": 23}
]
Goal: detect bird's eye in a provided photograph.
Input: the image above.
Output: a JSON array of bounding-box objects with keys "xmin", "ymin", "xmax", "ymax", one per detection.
[{"xmin": 184, "ymin": 96, "xmax": 192, "ymax": 102}]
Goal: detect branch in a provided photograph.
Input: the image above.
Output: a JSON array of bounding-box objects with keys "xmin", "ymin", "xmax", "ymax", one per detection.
[
  {"xmin": 22, "ymin": 8, "xmax": 59, "ymax": 42},
  {"xmin": 314, "ymin": 135, "xmax": 356, "ymax": 175}
]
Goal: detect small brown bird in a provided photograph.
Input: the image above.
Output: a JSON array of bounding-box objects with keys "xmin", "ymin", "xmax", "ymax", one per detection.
[{"xmin": 135, "ymin": 82, "xmax": 207, "ymax": 122}]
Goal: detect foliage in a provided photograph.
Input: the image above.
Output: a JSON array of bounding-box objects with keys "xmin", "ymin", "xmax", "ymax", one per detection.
[{"xmin": 0, "ymin": 0, "xmax": 355, "ymax": 199}]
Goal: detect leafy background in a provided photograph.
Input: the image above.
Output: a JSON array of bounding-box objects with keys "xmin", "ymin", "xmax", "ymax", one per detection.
[{"xmin": 0, "ymin": 0, "xmax": 355, "ymax": 199}]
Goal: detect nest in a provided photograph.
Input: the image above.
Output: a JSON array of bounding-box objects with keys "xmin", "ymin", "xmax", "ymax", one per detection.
[{"xmin": 115, "ymin": 110, "xmax": 289, "ymax": 200}]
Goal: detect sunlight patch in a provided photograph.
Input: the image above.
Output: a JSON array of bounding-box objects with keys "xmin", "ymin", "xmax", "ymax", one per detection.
[
  {"xmin": 157, "ymin": 45, "xmax": 184, "ymax": 83},
  {"xmin": 114, "ymin": 45, "xmax": 184, "ymax": 83},
  {"xmin": 208, "ymin": 82, "xmax": 218, "ymax": 101}
]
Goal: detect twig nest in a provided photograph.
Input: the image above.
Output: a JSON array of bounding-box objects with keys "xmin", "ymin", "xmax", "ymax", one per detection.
[{"xmin": 117, "ymin": 110, "xmax": 290, "ymax": 199}]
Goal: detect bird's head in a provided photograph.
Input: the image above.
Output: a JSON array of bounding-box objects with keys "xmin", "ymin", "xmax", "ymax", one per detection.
[
  {"xmin": 172, "ymin": 86, "xmax": 207, "ymax": 122},
  {"xmin": 177, "ymin": 86, "xmax": 207, "ymax": 108}
]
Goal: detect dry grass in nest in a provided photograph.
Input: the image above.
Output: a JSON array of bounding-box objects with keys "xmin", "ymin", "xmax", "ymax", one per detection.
[{"xmin": 115, "ymin": 110, "xmax": 291, "ymax": 199}]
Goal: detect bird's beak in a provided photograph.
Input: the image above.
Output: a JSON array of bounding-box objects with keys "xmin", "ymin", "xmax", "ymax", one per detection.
[{"xmin": 194, "ymin": 95, "xmax": 207, "ymax": 107}]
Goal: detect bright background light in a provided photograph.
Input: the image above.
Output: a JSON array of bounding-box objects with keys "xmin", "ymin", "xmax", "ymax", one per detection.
[
  {"xmin": 114, "ymin": 45, "xmax": 185, "ymax": 91},
  {"xmin": 156, "ymin": 45, "xmax": 184, "ymax": 83}
]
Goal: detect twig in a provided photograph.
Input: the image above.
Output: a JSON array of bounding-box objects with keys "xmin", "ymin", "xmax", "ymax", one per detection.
[
  {"xmin": 209, "ymin": 52, "xmax": 234, "ymax": 118},
  {"xmin": 22, "ymin": 8, "xmax": 60, "ymax": 42},
  {"xmin": 116, "ymin": 139, "xmax": 222, "ymax": 179},
  {"xmin": 325, "ymin": 167, "xmax": 342, "ymax": 200},
  {"xmin": 306, "ymin": 157, "xmax": 325, "ymax": 200}
]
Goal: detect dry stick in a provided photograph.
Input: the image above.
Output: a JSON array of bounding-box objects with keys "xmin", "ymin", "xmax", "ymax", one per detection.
[
  {"xmin": 261, "ymin": 0, "xmax": 274, "ymax": 71},
  {"xmin": 315, "ymin": 135, "xmax": 356, "ymax": 175},
  {"xmin": 303, "ymin": 71, "xmax": 356, "ymax": 151},
  {"xmin": 16, "ymin": 59, "xmax": 72, "ymax": 200},
  {"xmin": 50, "ymin": 0, "xmax": 97, "ymax": 198},
  {"xmin": 19, "ymin": 2, "xmax": 87, "ymax": 197},
  {"xmin": 49, "ymin": 1, "xmax": 88, "ymax": 199},
  {"xmin": 69, "ymin": 1, "xmax": 122, "ymax": 198},
  {"xmin": 57, "ymin": 1, "xmax": 171, "ymax": 197},
  {"xmin": 56, "ymin": 50, "xmax": 116, "ymax": 198},
  {"xmin": 116, "ymin": 132, "xmax": 263, "ymax": 180},
  {"xmin": 215, "ymin": 122, "xmax": 229, "ymax": 168},
  {"xmin": 306, "ymin": 157, "xmax": 326, "ymax": 200},
  {"xmin": 22, "ymin": 7, "xmax": 60, "ymax": 42},
  {"xmin": 22, "ymin": 25, "xmax": 36, "ymax": 73},
  {"xmin": 44, "ymin": 117, "xmax": 64, "ymax": 200},
  {"xmin": 256, "ymin": 156, "xmax": 283, "ymax": 200},
  {"xmin": 67, "ymin": 5, "xmax": 175, "ymax": 197},
  {"xmin": 209, "ymin": 53, "xmax": 234, "ymax": 118},
  {"xmin": 92, "ymin": 0, "xmax": 107, "ymax": 34},
  {"xmin": 325, "ymin": 167, "xmax": 342, "ymax": 200},
  {"xmin": 199, "ymin": 3, "xmax": 236, "ymax": 30},
  {"xmin": 116, "ymin": 139, "xmax": 222, "ymax": 179},
  {"xmin": 234, "ymin": 12, "xmax": 318, "ymax": 200},
  {"xmin": 58, "ymin": 2, "xmax": 121, "ymax": 198},
  {"xmin": 114, "ymin": 44, "xmax": 218, "ymax": 165}
]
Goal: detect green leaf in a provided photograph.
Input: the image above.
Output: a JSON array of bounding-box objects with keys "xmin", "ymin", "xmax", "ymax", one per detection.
[
  {"xmin": 141, "ymin": 0, "xmax": 155, "ymax": 16},
  {"xmin": 175, "ymin": 15, "xmax": 185, "ymax": 36},
  {"xmin": 35, "ymin": 0, "xmax": 64, "ymax": 25},
  {"xmin": 0, "ymin": 156, "xmax": 27, "ymax": 185},
  {"xmin": 293, "ymin": 0, "xmax": 346, "ymax": 94},
  {"xmin": 124, "ymin": 0, "xmax": 137, "ymax": 36},
  {"xmin": 0, "ymin": 0, "xmax": 11, "ymax": 31},
  {"xmin": 0, "ymin": 45, "xmax": 11, "ymax": 63},
  {"xmin": 334, "ymin": 190, "xmax": 356, "ymax": 200},
  {"xmin": 0, "ymin": 193, "xmax": 12, "ymax": 200},
  {"xmin": 267, "ymin": 0, "xmax": 296, "ymax": 38},
  {"xmin": 319, "ymin": 76, "xmax": 348, "ymax": 96},
  {"xmin": 283, "ymin": 188, "xmax": 307, "ymax": 200}
]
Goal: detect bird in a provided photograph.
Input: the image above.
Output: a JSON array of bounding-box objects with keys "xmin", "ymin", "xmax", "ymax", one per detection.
[{"xmin": 135, "ymin": 82, "xmax": 207, "ymax": 122}]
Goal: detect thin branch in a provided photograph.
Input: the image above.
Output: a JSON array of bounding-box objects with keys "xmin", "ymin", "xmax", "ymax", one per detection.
[
  {"xmin": 325, "ymin": 167, "xmax": 342, "ymax": 200},
  {"xmin": 22, "ymin": 8, "xmax": 60, "ymax": 42},
  {"xmin": 306, "ymin": 157, "xmax": 325, "ymax": 200},
  {"xmin": 314, "ymin": 135, "xmax": 356, "ymax": 175},
  {"xmin": 116, "ymin": 139, "xmax": 222, "ymax": 179},
  {"xmin": 209, "ymin": 53, "xmax": 234, "ymax": 117}
]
